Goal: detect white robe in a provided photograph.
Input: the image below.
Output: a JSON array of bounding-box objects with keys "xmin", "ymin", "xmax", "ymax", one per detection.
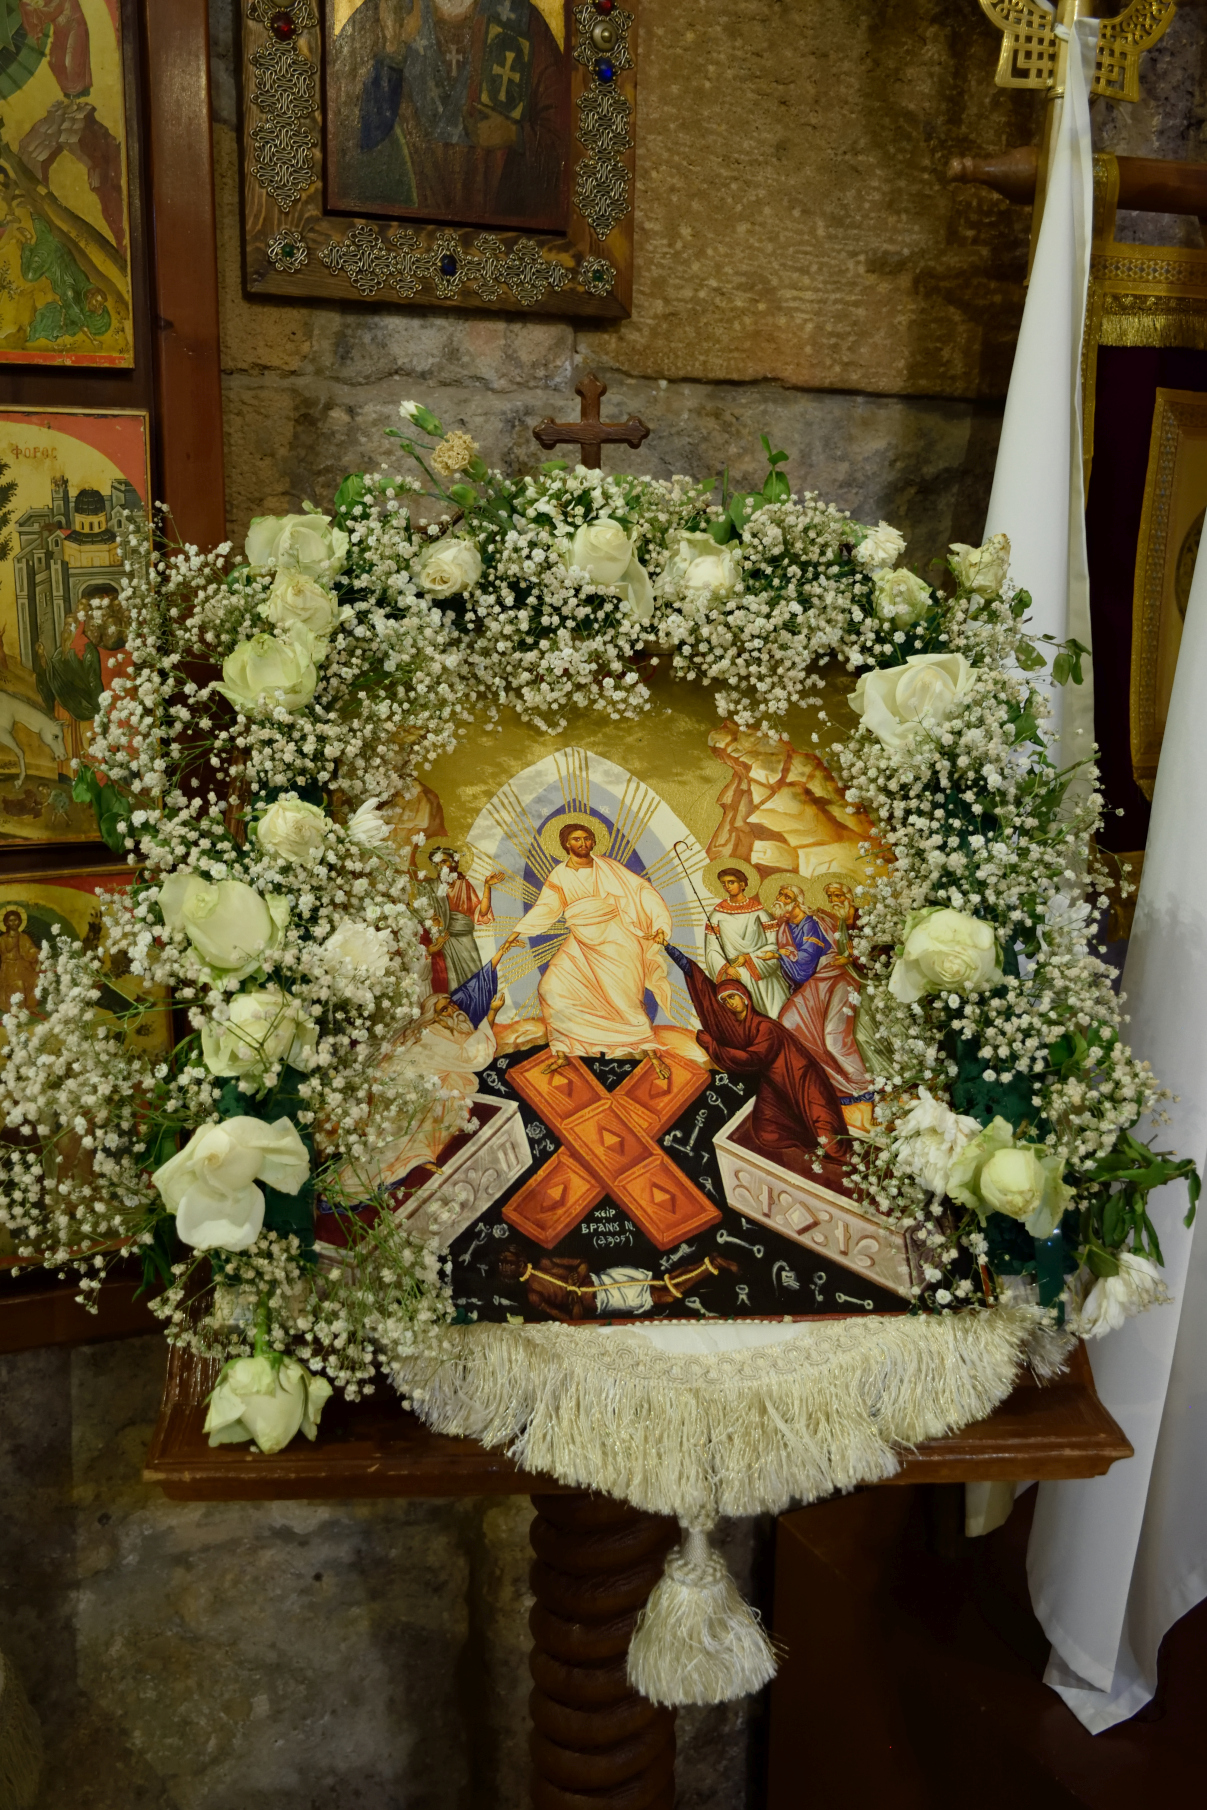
[{"xmin": 515, "ymin": 854, "xmax": 673, "ymax": 1056}]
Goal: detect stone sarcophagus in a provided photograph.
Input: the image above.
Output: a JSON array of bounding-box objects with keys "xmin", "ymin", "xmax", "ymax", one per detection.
[
  {"xmin": 712, "ymin": 1101, "xmax": 921, "ymax": 1302},
  {"xmin": 399, "ymin": 1098, "xmax": 533, "ymax": 1247}
]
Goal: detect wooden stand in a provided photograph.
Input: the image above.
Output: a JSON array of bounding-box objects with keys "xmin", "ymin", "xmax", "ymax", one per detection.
[{"xmin": 144, "ymin": 1338, "xmax": 1130, "ymax": 1807}]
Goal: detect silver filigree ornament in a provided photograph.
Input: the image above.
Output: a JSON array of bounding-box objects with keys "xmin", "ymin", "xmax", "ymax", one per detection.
[
  {"xmin": 320, "ymin": 225, "xmax": 571, "ymax": 306},
  {"xmin": 267, "ymin": 228, "xmax": 309, "ymax": 273},
  {"xmin": 577, "ymin": 255, "xmax": 615, "ymax": 298},
  {"xmin": 247, "ymin": 2, "xmax": 319, "ymax": 213},
  {"xmin": 571, "ymin": 7, "xmax": 634, "ymax": 243}
]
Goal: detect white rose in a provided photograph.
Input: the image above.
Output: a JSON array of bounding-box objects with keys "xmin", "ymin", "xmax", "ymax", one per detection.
[
  {"xmin": 947, "ymin": 1116, "xmax": 1072, "ymax": 1239},
  {"xmin": 218, "ymin": 633, "xmax": 319, "ymax": 715},
  {"xmin": 1074, "ymin": 1253, "xmax": 1168, "ymax": 1340},
  {"xmin": 949, "ymin": 533, "xmax": 1010, "ymax": 597},
  {"xmin": 414, "ymin": 537, "xmax": 482, "ymax": 598},
  {"xmin": 256, "ymin": 797, "xmax": 328, "ymax": 863},
  {"xmin": 320, "ymin": 918, "xmax": 393, "ymax": 979},
  {"xmin": 346, "ymin": 797, "xmax": 391, "ymax": 849},
  {"xmin": 259, "ymin": 570, "xmax": 341, "ymax": 652},
  {"xmin": 568, "ymin": 519, "xmax": 655, "ymax": 625},
  {"xmin": 662, "ymin": 531, "xmax": 742, "ymax": 600},
  {"xmin": 245, "ymin": 511, "xmax": 349, "ymax": 580},
  {"xmin": 159, "ymin": 873, "xmax": 289, "ymax": 978},
  {"xmin": 204, "ymin": 1353, "xmax": 333, "ymax": 1454},
  {"xmin": 151, "ymin": 1114, "xmax": 310, "ymax": 1251},
  {"xmin": 850, "ymin": 652, "xmax": 974, "ymax": 751},
  {"xmin": 889, "ymin": 907, "xmax": 1002, "ymax": 1005},
  {"xmin": 853, "ymin": 521, "xmax": 906, "ymax": 570},
  {"xmin": 892, "ymin": 1088, "xmax": 981, "ymax": 1196},
  {"xmin": 872, "ymin": 567, "xmax": 932, "ymax": 629},
  {"xmin": 200, "ymin": 987, "xmax": 318, "ymax": 1079}
]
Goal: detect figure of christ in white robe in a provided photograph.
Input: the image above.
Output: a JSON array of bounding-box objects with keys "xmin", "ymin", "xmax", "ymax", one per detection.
[{"xmin": 514, "ymin": 851, "xmax": 674, "ymax": 1057}]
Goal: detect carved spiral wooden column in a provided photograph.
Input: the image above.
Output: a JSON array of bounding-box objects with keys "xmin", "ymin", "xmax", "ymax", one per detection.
[{"xmin": 528, "ymin": 1492, "xmax": 678, "ymax": 1810}]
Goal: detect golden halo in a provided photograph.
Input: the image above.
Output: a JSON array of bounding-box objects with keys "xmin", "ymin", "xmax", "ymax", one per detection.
[
  {"xmin": 416, "ymin": 842, "xmax": 466, "ymax": 878},
  {"xmin": 758, "ymin": 869, "xmax": 866, "ymax": 915},
  {"xmin": 701, "ymin": 857, "xmax": 762, "ymax": 900},
  {"xmin": 0, "ymin": 905, "xmax": 27, "ymax": 931},
  {"xmin": 537, "ymin": 811, "xmax": 615, "ymax": 868}
]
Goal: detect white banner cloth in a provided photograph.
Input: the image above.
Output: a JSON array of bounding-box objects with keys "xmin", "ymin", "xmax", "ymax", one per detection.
[
  {"xmin": 983, "ymin": 16, "xmax": 1098, "ymax": 755},
  {"xmin": 1026, "ymin": 515, "xmax": 1207, "ymax": 1733}
]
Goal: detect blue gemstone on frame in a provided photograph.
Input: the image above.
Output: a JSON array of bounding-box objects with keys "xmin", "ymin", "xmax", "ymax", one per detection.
[
  {"xmin": 597, "ymin": 60, "xmax": 614, "ymax": 82},
  {"xmin": 440, "ymin": 253, "xmax": 458, "ymax": 277}
]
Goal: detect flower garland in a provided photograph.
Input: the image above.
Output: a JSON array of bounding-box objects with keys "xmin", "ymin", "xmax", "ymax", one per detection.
[{"xmin": 0, "ymin": 402, "xmax": 1196, "ymax": 1452}]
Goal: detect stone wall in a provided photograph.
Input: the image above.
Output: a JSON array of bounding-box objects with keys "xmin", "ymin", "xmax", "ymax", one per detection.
[{"xmin": 2, "ymin": 5, "xmax": 1204, "ymax": 1807}]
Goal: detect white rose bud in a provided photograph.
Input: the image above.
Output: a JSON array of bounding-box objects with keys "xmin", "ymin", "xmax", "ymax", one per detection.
[
  {"xmin": 346, "ymin": 798, "xmax": 391, "ymax": 849},
  {"xmin": 200, "ymin": 987, "xmax": 318, "ymax": 1079},
  {"xmin": 151, "ymin": 1115, "xmax": 310, "ymax": 1251},
  {"xmin": 245, "ymin": 511, "xmax": 349, "ymax": 580},
  {"xmin": 853, "ymin": 520, "xmax": 907, "ymax": 570},
  {"xmin": 661, "ymin": 531, "xmax": 742, "ymax": 602},
  {"xmin": 259, "ymin": 570, "xmax": 341, "ymax": 653},
  {"xmin": 568, "ymin": 519, "xmax": 655, "ymax": 625},
  {"xmin": 414, "ymin": 537, "xmax": 482, "ymax": 598},
  {"xmin": 205, "ymin": 1354, "xmax": 333, "ymax": 1454},
  {"xmin": 1075, "ymin": 1253, "xmax": 1168, "ymax": 1340},
  {"xmin": 889, "ymin": 907, "xmax": 1002, "ymax": 1004},
  {"xmin": 892, "ymin": 1088, "xmax": 981, "ymax": 1196},
  {"xmin": 320, "ymin": 918, "xmax": 393, "ymax": 979},
  {"xmin": 872, "ymin": 567, "xmax": 932, "ymax": 629},
  {"xmin": 947, "ymin": 1116, "xmax": 1072, "ymax": 1239},
  {"xmin": 256, "ymin": 797, "xmax": 328, "ymax": 863},
  {"xmin": 949, "ymin": 533, "xmax": 1010, "ymax": 597},
  {"xmin": 159, "ymin": 874, "xmax": 289, "ymax": 979},
  {"xmin": 218, "ymin": 633, "xmax": 319, "ymax": 715},
  {"xmin": 850, "ymin": 651, "xmax": 974, "ymax": 751}
]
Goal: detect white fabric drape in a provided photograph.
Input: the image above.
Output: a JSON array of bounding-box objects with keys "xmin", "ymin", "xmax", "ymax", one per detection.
[
  {"xmin": 983, "ymin": 16, "xmax": 1099, "ymax": 757},
  {"xmin": 1026, "ymin": 509, "xmax": 1207, "ymax": 1733}
]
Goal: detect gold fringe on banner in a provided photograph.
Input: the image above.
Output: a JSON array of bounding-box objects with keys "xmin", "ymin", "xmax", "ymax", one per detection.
[
  {"xmin": 1098, "ymin": 307, "xmax": 1207, "ymax": 352},
  {"xmin": 397, "ymin": 1306, "xmax": 1070, "ymax": 1526}
]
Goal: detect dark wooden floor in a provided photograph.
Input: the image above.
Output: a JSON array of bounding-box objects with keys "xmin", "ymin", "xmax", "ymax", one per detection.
[{"xmin": 768, "ymin": 1484, "xmax": 1205, "ymax": 1808}]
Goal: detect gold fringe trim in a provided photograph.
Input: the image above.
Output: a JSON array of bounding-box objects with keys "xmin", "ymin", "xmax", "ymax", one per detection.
[
  {"xmin": 397, "ymin": 1308, "xmax": 1070, "ymax": 1525},
  {"xmin": 1098, "ymin": 311, "xmax": 1207, "ymax": 352}
]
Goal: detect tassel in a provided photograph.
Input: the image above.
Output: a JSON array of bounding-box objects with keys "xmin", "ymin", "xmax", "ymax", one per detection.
[
  {"xmin": 626, "ymin": 1526, "xmax": 777, "ymax": 1707},
  {"xmin": 0, "ymin": 1651, "xmax": 42, "ymax": 1810}
]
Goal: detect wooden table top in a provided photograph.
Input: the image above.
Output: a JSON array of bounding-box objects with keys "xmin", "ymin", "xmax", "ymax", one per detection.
[{"xmin": 142, "ymin": 1336, "xmax": 1131, "ymax": 1502}]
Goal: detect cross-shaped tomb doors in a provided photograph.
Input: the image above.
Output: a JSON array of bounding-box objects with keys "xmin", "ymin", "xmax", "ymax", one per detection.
[{"xmin": 503, "ymin": 1048, "xmax": 722, "ymax": 1251}]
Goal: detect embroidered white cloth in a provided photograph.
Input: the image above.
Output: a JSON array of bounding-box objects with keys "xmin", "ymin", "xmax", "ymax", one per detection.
[
  {"xmin": 983, "ymin": 14, "xmax": 1099, "ymax": 759},
  {"xmin": 1026, "ymin": 486, "xmax": 1207, "ymax": 1732}
]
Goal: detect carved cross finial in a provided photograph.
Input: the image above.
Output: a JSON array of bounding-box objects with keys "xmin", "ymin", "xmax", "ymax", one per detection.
[{"xmin": 532, "ymin": 374, "xmax": 650, "ymax": 471}]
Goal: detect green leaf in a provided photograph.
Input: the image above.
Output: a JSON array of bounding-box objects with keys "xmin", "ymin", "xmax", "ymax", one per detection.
[
  {"xmin": 1087, "ymin": 1247, "xmax": 1120, "ymax": 1279},
  {"xmin": 333, "ymin": 471, "xmax": 366, "ymax": 519},
  {"xmin": 762, "ymin": 470, "xmax": 790, "ymax": 503},
  {"xmin": 707, "ymin": 516, "xmax": 734, "ymax": 545},
  {"xmin": 1103, "ymin": 1190, "xmax": 1129, "ymax": 1248},
  {"xmin": 1185, "ymin": 1168, "xmax": 1200, "ymax": 1229},
  {"xmin": 448, "ymin": 483, "xmax": 477, "ymax": 509},
  {"xmin": 1052, "ymin": 652, "xmax": 1071, "ymax": 686},
  {"xmin": 539, "ymin": 459, "xmax": 568, "ymax": 474},
  {"xmin": 1016, "ymin": 637, "xmax": 1047, "ymax": 672},
  {"xmin": 72, "ymin": 766, "xmax": 131, "ymax": 853},
  {"xmin": 136, "ymin": 1214, "xmax": 178, "ymax": 1299},
  {"xmin": 465, "ymin": 456, "xmax": 488, "ymax": 481},
  {"xmin": 1010, "ymin": 588, "xmax": 1032, "ymax": 619}
]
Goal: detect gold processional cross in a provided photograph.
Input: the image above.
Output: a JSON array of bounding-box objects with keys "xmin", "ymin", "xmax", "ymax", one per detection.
[{"xmin": 532, "ymin": 374, "xmax": 650, "ymax": 471}]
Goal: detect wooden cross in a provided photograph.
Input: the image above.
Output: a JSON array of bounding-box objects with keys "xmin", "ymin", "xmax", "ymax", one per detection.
[{"xmin": 532, "ymin": 373, "xmax": 650, "ymax": 471}]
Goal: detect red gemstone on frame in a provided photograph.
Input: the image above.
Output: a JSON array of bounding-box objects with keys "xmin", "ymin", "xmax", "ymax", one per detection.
[
  {"xmin": 595, "ymin": 0, "xmax": 615, "ymax": 12},
  {"xmin": 269, "ymin": 8, "xmax": 297, "ymax": 38}
]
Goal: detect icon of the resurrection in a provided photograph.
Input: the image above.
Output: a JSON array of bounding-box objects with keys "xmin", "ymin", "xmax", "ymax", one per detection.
[{"xmin": 318, "ymin": 667, "xmax": 924, "ymax": 1324}]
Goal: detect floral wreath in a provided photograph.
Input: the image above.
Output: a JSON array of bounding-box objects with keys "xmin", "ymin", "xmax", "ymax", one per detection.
[{"xmin": 0, "ymin": 400, "xmax": 1196, "ymax": 1459}]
